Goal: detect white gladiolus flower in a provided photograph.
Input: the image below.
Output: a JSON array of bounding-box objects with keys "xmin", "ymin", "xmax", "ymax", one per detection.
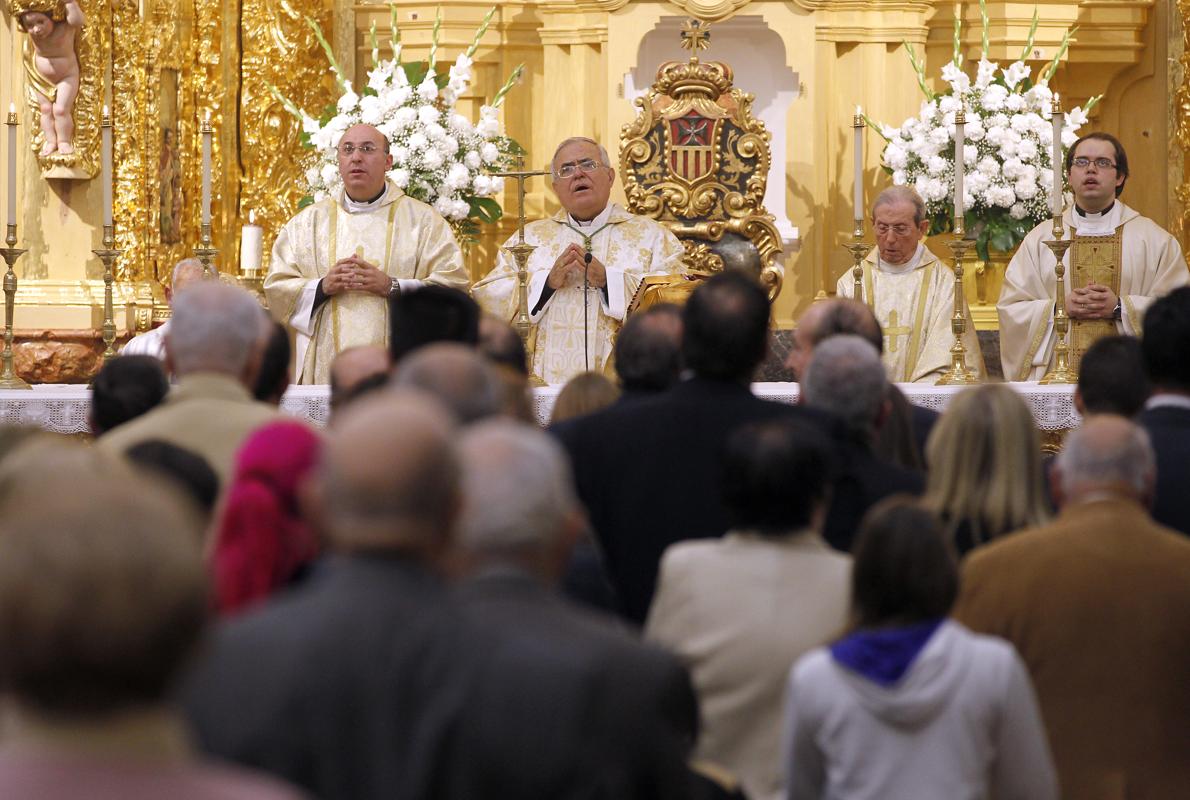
[
  {"xmin": 1062, "ymin": 128, "xmax": 1078, "ymax": 148},
  {"xmin": 975, "ymin": 58, "xmax": 997, "ymax": 89},
  {"xmin": 1003, "ymin": 61, "xmax": 1031, "ymax": 90},
  {"xmin": 465, "ymin": 150, "xmax": 482, "ymax": 169},
  {"xmin": 417, "ymin": 76, "xmax": 438, "ymax": 103},
  {"xmin": 1005, "ymin": 94, "xmax": 1026, "ymax": 112},
  {"xmin": 939, "ymin": 96, "xmax": 960, "ymax": 114},
  {"xmin": 320, "ymin": 163, "xmax": 338, "ymax": 186},
  {"xmin": 982, "ymin": 85, "xmax": 1009, "ymax": 112},
  {"xmin": 941, "ymin": 62, "xmax": 971, "ymax": 94},
  {"xmin": 892, "ymin": 169, "xmax": 907, "ymax": 185},
  {"xmin": 359, "ymin": 95, "xmax": 385, "ymax": 126},
  {"xmin": 446, "ymin": 163, "xmax": 470, "ymax": 190},
  {"xmin": 476, "ymin": 117, "xmax": 500, "ymax": 138},
  {"xmin": 305, "ymin": 166, "xmax": 320, "ymax": 184},
  {"xmin": 337, "ymin": 88, "xmax": 359, "ymax": 114},
  {"xmin": 391, "ymin": 167, "xmax": 411, "ymax": 188},
  {"xmin": 473, "ymin": 174, "xmax": 492, "ymax": 194},
  {"xmin": 302, "ymin": 114, "xmax": 321, "ymax": 135},
  {"xmin": 1066, "ymin": 107, "xmax": 1089, "ymax": 130},
  {"xmin": 885, "ymin": 144, "xmax": 909, "ymax": 170},
  {"xmin": 481, "ymin": 142, "xmax": 500, "ymax": 163},
  {"xmin": 490, "ymin": 176, "xmax": 504, "ymax": 193}
]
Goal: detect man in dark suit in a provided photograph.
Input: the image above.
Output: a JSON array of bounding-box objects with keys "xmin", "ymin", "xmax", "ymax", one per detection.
[
  {"xmin": 800, "ymin": 335, "xmax": 924, "ymax": 552},
  {"xmin": 182, "ymin": 390, "xmax": 475, "ymax": 800},
  {"xmin": 1138, "ymin": 286, "xmax": 1190, "ymax": 535},
  {"xmin": 449, "ymin": 420, "xmax": 698, "ymax": 799},
  {"xmin": 554, "ymin": 271, "xmax": 816, "ymax": 624},
  {"xmin": 955, "ymin": 416, "xmax": 1190, "ymax": 798}
]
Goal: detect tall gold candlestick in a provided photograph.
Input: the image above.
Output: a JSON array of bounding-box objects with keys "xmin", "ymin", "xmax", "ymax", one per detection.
[
  {"xmin": 842, "ymin": 217, "xmax": 873, "ymax": 302},
  {"xmin": 0, "ymin": 224, "xmax": 30, "ymax": 388},
  {"xmin": 1039, "ymin": 214, "xmax": 1077, "ymax": 384},
  {"xmin": 937, "ymin": 102, "xmax": 979, "ymax": 386},
  {"xmin": 491, "ymin": 160, "xmax": 550, "ymax": 353},
  {"xmin": 91, "ymin": 225, "xmax": 121, "ymax": 361}
]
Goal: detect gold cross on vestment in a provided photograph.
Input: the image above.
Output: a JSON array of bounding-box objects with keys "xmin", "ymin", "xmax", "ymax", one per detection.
[
  {"xmin": 884, "ymin": 309, "xmax": 912, "ymax": 354},
  {"xmin": 1082, "ymin": 243, "xmax": 1117, "ymax": 287},
  {"xmin": 680, "ymin": 19, "xmax": 711, "ymax": 53}
]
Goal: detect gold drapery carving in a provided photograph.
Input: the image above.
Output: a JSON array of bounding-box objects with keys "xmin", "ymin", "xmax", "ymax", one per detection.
[
  {"xmin": 1175, "ymin": 0, "xmax": 1190, "ymax": 247},
  {"xmin": 239, "ymin": 0, "xmax": 334, "ymax": 275}
]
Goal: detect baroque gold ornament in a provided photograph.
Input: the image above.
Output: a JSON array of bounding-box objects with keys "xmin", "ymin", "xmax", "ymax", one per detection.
[{"xmin": 620, "ymin": 19, "xmax": 783, "ymax": 299}]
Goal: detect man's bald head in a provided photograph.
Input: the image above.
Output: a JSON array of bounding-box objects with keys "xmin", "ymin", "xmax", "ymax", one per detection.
[
  {"xmin": 1054, "ymin": 415, "xmax": 1155, "ymax": 505},
  {"xmin": 329, "ymin": 345, "xmax": 391, "ymax": 413},
  {"xmin": 390, "ymin": 343, "xmax": 503, "ymax": 424},
  {"xmin": 168, "ymin": 258, "xmax": 205, "ymax": 303},
  {"xmin": 787, "ymin": 298, "xmax": 883, "ymax": 380},
  {"xmin": 317, "ymin": 389, "xmax": 459, "ymax": 554}
]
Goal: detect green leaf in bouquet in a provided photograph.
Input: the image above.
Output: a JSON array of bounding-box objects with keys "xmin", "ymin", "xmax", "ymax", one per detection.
[
  {"xmin": 403, "ymin": 61, "xmax": 428, "ymax": 88},
  {"xmin": 298, "ymin": 195, "xmax": 315, "ymax": 210},
  {"xmin": 975, "ymin": 230, "xmax": 991, "ymax": 262},
  {"xmin": 468, "ymin": 196, "xmax": 503, "ymax": 224},
  {"xmin": 299, "ymin": 131, "xmax": 312, "ymax": 148},
  {"xmin": 361, "ymin": 85, "xmax": 378, "ymax": 97}
]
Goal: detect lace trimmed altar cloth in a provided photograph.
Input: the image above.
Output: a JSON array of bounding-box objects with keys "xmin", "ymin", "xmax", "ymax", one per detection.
[{"xmin": 0, "ymin": 382, "xmax": 1079, "ymax": 434}]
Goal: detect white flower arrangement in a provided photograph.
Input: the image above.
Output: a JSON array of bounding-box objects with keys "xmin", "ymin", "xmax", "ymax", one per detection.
[
  {"xmin": 873, "ymin": 0, "xmax": 1101, "ymax": 260},
  {"xmin": 271, "ymin": 6, "xmax": 524, "ymax": 234}
]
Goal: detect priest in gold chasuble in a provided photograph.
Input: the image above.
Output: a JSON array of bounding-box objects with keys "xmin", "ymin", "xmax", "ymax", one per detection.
[
  {"xmin": 472, "ymin": 138, "xmax": 685, "ymax": 385},
  {"xmin": 265, "ymin": 124, "xmax": 469, "ymax": 384},
  {"xmin": 999, "ymin": 133, "xmax": 1189, "ymax": 381},
  {"xmin": 834, "ymin": 187, "xmax": 983, "ymax": 384}
]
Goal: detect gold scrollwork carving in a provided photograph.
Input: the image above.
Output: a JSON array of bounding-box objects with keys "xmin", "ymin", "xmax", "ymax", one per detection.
[{"xmin": 1175, "ymin": 0, "xmax": 1190, "ymax": 248}]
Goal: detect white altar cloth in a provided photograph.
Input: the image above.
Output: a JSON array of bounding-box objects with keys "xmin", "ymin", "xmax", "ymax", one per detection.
[{"xmin": 0, "ymin": 381, "xmax": 1080, "ymax": 435}]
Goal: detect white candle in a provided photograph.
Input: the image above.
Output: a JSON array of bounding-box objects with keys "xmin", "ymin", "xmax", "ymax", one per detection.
[
  {"xmin": 6, "ymin": 104, "xmax": 15, "ymax": 227},
  {"xmin": 241, "ymin": 209, "xmax": 263, "ymax": 271},
  {"xmin": 101, "ymin": 105, "xmax": 112, "ymax": 228},
  {"xmin": 953, "ymin": 100, "xmax": 965, "ymax": 225},
  {"xmin": 201, "ymin": 112, "xmax": 212, "ymax": 227},
  {"xmin": 853, "ymin": 105, "xmax": 864, "ymax": 222},
  {"xmin": 1051, "ymin": 93, "xmax": 1063, "ymax": 215}
]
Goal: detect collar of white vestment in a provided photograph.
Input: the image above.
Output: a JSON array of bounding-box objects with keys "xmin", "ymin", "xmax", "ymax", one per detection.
[
  {"xmin": 1067, "ymin": 200, "xmax": 1125, "ymax": 236},
  {"xmin": 873, "ymin": 242, "xmax": 927, "ymax": 275},
  {"xmin": 337, "ymin": 179, "xmax": 405, "ymax": 214},
  {"xmin": 1145, "ymin": 392, "xmax": 1190, "ymax": 412},
  {"xmin": 551, "ymin": 202, "xmax": 633, "ymax": 227}
]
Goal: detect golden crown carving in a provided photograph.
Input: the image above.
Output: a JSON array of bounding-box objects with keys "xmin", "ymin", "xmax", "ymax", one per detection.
[
  {"xmin": 10, "ymin": 0, "xmax": 65, "ymax": 22},
  {"xmin": 654, "ymin": 59, "xmax": 735, "ymax": 100}
]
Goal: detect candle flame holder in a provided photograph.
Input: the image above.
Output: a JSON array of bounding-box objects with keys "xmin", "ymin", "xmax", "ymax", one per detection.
[
  {"xmin": 0, "ymin": 224, "xmax": 30, "ymax": 388},
  {"xmin": 1039, "ymin": 214, "xmax": 1077, "ymax": 384},
  {"xmin": 91, "ymin": 224, "xmax": 122, "ymax": 361}
]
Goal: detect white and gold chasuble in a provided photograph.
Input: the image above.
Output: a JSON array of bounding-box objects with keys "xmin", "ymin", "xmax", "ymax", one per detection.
[
  {"xmin": 472, "ymin": 204, "xmax": 685, "ymax": 385},
  {"xmin": 836, "ymin": 244, "xmax": 984, "ymax": 384},
  {"xmin": 265, "ymin": 180, "xmax": 468, "ymax": 384},
  {"xmin": 998, "ymin": 202, "xmax": 1189, "ymax": 381}
]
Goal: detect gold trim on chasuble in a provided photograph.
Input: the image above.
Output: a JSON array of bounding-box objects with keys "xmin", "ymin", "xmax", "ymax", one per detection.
[
  {"xmin": 861, "ymin": 261, "xmax": 936, "ymax": 382},
  {"xmin": 1068, "ymin": 227, "xmax": 1122, "ymax": 371},
  {"xmin": 307, "ymin": 201, "xmax": 399, "ymax": 378}
]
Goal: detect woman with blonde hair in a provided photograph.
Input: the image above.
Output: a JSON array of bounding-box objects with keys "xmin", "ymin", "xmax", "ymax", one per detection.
[
  {"xmin": 549, "ymin": 371, "xmax": 621, "ymax": 425},
  {"xmin": 923, "ymin": 384, "xmax": 1050, "ymax": 556}
]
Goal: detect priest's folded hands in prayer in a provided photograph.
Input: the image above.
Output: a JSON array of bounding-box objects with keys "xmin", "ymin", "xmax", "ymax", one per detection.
[
  {"xmin": 1065, "ymin": 283, "xmax": 1119, "ymax": 320},
  {"xmin": 321, "ymin": 255, "xmax": 392, "ymax": 297},
  {"xmin": 547, "ymin": 242, "xmax": 607, "ymax": 290}
]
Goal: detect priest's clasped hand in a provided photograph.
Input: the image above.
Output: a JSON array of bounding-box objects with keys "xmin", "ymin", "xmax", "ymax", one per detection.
[
  {"xmin": 323, "ymin": 255, "xmax": 393, "ymax": 298},
  {"xmin": 547, "ymin": 244, "xmax": 607, "ymax": 290},
  {"xmin": 1065, "ymin": 283, "xmax": 1118, "ymax": 320}
]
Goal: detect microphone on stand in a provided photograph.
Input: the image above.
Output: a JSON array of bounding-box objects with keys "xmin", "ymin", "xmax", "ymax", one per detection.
[{"xmin": 583, "ymin": 251, "xmax": 592, "ymax": 371}]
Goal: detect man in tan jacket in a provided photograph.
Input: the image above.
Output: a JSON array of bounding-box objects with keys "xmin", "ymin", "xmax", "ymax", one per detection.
[
  {"xmin": 955, "ymin": 416, "xmax": 1190, "ymax": 800},
  {"xmin": 99, "ymin": 282, "xmax": 286, "ymax": 490}
]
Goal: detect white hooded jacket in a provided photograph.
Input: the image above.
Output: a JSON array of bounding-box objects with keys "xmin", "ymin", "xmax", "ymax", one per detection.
[{"xmin": 783, "ymin": 620, "xmax": 1057, "ymax": 800}]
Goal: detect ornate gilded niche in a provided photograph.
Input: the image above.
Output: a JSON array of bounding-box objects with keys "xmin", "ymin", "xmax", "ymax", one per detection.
[{"xmin": 619, "ymin": 21, "xmax": 782, "ymax": 299}]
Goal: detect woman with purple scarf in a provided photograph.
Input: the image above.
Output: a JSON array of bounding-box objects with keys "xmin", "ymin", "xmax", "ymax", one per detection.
[{"xmin": 782, "ymin": 499, "xmax": 1058, "ymax": 800}]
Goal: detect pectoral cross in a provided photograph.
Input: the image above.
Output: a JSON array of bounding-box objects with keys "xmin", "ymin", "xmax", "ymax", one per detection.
[{"xmin": 884, "ymin": 309, "xmax": 912, "ymax": 354}]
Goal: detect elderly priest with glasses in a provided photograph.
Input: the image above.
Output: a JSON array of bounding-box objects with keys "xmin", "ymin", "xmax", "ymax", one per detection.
[
  {"xmin": 834, "ymin": 186, "xmax": 983, "ymax": 384},
  {"xmin": 265, "ymin": 123, "xmax": 470, "ymax": 384},
  {"xmin": 473, "ymin": 137, "xmax": 685, "ymax": 385},
  {"xmin": 998, "ymin": 132, "xmax": 1188, "ymax": 382}
]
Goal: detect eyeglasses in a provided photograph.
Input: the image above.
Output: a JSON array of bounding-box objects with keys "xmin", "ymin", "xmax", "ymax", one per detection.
[
  {"xmin": 554, "ymin": 158, "xmax": 604, "ymax": 179},
  {"xmin": 1071, "ymin": 157, "xmax": 1117, "ymax": 170},
  {"xmin": 338, "ymin": 142, "xmax": 382, "ymax": 156},
  {"xmin": 874, "ymin": 223, "xmax": 914, "ymax": 237}
]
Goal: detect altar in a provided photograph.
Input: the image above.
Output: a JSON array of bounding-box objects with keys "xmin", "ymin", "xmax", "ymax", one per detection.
[{"xmin": 0, "ymin": 380, "xmax": 1081, "ymax": 435}]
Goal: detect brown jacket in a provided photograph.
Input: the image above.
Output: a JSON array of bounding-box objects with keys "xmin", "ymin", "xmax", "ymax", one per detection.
[{"xmin": 954, "ymin": 498, "xmax": 1190, "ymax": 800}]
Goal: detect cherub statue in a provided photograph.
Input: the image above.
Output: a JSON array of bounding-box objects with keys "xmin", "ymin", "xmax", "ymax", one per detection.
[{"xmin": 13, "ymin": 0, "xmax": 85, "ymax": 157}]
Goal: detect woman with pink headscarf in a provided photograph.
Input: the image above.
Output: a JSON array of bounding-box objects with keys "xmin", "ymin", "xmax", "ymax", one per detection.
[{"xmin": 211, "ymin": 421, "xmax": 323, "ymax": 616}]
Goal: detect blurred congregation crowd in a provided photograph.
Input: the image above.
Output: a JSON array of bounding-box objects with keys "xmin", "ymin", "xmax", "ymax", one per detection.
[{"xmin": 0, "ymin": 270, "xmax": 1186, "ymax": 800}]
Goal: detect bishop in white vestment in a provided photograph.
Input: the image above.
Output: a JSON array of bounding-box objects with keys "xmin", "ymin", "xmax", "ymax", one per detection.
[
  {"xmin": 998, "ymin": 133, "xmax": 1189, "ymax": 381},
  {"xmin": 472, "ymin": 137, "xmax": 685, "ymax": 385},
  {"xmin": 835, "ymin": 187, "xmax": 983, "ymax": 384},
  {"xmin": 265, "ymin": 124, "xmax": 469, "ymax": 384}
]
